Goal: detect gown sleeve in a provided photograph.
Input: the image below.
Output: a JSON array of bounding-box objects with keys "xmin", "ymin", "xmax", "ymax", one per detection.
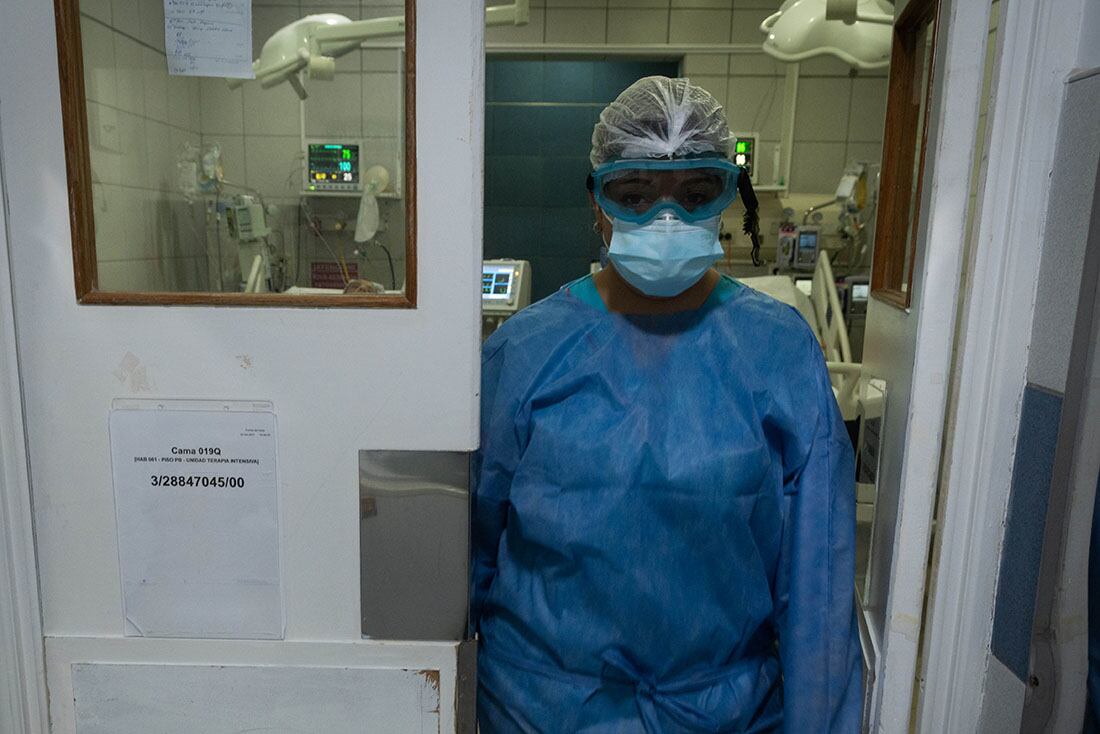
[
  {"xmin": 470, "ymin": 336, "xmax": 521, "ymax": 637},
  {"xmin": 774, "ymin": 340, "xmax": 863, "ymax": 732}
]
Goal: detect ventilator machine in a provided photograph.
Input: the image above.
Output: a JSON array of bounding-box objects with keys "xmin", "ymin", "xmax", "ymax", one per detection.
[{"xmin": 482, "ymin": 259, "xmax": 532, "ymax": 338}]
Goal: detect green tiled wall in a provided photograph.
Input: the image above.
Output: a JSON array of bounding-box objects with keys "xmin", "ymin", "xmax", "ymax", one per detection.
[{"xmin": 484, "ymin": 58, "xmax": 678, "ymax": 301}]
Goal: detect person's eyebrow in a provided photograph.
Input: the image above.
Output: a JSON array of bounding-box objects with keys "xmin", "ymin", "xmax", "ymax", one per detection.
[
  {"xmin": 680, "ymin": 173, "xmax": 723, "ymax": 184},
  {"xmin": 611, "ymin": 175, "xmax": 656, "ymax": 186}
]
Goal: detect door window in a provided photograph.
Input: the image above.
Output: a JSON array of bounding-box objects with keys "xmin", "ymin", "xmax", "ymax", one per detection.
[
  {"xmin": 871, "ymin": 0, "xmax": 940, "ymax": 309},
  {"xmin": 57, "ymin": 0, "xmax": 416, "ymax": 306}
]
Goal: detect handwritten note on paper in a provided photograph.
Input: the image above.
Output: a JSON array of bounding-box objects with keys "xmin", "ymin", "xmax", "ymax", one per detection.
[{"xmin": 164, "ymin": 0, "xmax": 254, "ymax": 79}]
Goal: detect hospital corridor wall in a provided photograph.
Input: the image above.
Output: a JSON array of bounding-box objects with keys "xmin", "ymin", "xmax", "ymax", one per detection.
[
  {"xmin": 482, "ymin": 2, "xmax": 891, "ymax": 299},
  {"xmin": 483, "ymin": 1, "xmax": 890, "ymax": 194}
]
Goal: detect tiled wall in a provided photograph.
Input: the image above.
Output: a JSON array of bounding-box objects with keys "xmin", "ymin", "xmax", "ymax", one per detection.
[
  {"xmin": 485, "ymin": 0, "xmax": 889, "ymax": 194},
  {"xmin": 484, "ymin": 0, "xmax": 889, "ymax": 279},
  {"xmin": 81, "ymin": 0, "xmax": 209, "ymax": 291}
]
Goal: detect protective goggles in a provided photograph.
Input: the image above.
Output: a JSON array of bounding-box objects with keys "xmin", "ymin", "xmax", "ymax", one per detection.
[{"xmin": 589, "ymin": 157, "xmax": 741, "ymax": 224}]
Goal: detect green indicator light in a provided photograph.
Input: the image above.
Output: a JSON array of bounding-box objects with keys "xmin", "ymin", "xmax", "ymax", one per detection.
[
  {"xmin": 343, "ymin": 150, "xmax": 351, "ymax": 159},
  {"xmin": 735, "ymin": 141, "xmax": 748, "ymax": 153}
]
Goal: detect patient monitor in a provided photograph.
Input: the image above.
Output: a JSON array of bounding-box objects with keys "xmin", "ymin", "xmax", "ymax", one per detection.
[
  {"xmin": 304, "ymin": 140, "xmax": 362, "ymax": 194},
  {"xmin": 778, "ymin": 225, "xmax": 820, "ymax": 272},
  {"xmin": 793, "ymin": 227, "xmax": 820, "ymax": 271}
]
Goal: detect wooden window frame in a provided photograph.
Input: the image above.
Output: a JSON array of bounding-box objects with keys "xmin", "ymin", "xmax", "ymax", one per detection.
[
  {"xmin": 871, "ymin": 0, "xmax": 940, "ymax": 310},
  {"xmin": 53, "ymin": 0, "xmax": 417, "ymax": 308}
]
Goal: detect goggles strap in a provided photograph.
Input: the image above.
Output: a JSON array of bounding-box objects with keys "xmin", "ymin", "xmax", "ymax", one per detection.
[{"xmin": 737, "ymin": 168, "xmax": 762, "ymax": 266}]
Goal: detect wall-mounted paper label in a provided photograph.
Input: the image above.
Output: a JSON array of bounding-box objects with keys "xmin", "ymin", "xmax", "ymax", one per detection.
[
  {"xmin": 109, "ymin": 400, "xmax": 282, "ymax": 639},
  {"xmin": 164, "ymin": 0, "xmax": 253, "ymax": 79}
]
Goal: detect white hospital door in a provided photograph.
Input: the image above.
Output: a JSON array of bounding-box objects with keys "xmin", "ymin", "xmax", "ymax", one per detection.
[{"xmin": 0, "ymin": 0, "xmax": 485, "ymax": 730}]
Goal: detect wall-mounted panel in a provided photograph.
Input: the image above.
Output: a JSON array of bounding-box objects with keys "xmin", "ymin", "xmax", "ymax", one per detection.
[{"xmin": 72, "ymin": 663, "xmax": 440, "ymax": 733}]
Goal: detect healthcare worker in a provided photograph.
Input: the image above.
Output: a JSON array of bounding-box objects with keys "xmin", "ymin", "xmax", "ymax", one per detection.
[{"xmin": 471, "ymin": 76, "xmax": 862, "ymax": 732}]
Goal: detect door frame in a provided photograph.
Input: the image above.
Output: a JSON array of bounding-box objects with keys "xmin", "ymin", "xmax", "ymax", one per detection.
[
  {"xmin": 0, "ymin": 114, "xmax": 49, "ymax": 733},
  {"xmin": 1032, "ymin": 148, "xmax": 1100, "ymax": 732},
  {"xmin": 919, "ymin": 0, "xmax": 1097, "ymax": 731},
  {"xmin": 860, "ymin": 0, "xmax": 995, "ymax": 728}
]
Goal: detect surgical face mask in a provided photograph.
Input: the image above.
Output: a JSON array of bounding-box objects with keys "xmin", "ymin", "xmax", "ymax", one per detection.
[{"xmin": 607, "ymin": 211, "xmax": 723, "ymax": 298}]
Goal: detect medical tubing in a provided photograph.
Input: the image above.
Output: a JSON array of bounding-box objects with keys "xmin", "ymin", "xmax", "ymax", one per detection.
[
  {"xmin": 376, "ymin": 244, "xmax": 397, "ymax": 290},
  {"xmin": 175, "ymin": 198, "xmax": 210, "ymax": 288},
  {"xmin": 300, "ymin": 200, "xmax": 350, "ymax": 286},
  {"xmin": 294, "ymin": 201, "xmax": 304, "ymax": 287},
  {"xmin": 339, "ymin": 246, "xmax": 350, "ymax": 283}
]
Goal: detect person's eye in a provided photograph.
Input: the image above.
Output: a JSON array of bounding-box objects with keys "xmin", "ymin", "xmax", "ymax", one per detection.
[
  {"xmin": 610, "ymin": 185, "xmax": 656, "ymax": 209},
  {"xmin": 682, "ymin": 189, "xmax": 717, "ymax": 207}
]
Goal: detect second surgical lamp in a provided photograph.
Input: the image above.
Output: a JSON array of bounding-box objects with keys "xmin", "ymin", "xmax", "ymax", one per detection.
[
  {"xmin": 760, "ymin": 0, "xmax": 894, "ymax": 70},
  {"xmin": 231, "ymin": 1, "xmax": 530, "ymax": 99}
]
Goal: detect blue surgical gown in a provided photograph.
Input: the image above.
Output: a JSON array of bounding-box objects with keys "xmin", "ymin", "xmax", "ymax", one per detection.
[{"xmin": 472, "ymin": 274, "xmax": 862, "ymax": 733}]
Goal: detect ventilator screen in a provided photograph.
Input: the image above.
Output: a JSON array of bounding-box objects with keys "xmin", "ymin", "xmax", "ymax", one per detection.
[{"xmin": 483, "ymin": 265, "xmax": 514, "ymax": 300}]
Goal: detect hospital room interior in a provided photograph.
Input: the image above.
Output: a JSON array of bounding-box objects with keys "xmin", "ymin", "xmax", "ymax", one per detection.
[
  {"xmin": 77, "ymin": 0, "xmax": 952, "ymax": 606},
  {"xmin": 2, "ymin": 0, "xmax": 1099, "ymax": 730}
]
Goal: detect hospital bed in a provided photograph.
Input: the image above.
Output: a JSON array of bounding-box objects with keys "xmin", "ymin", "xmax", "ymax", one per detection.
[
  {"xmin": 740, "ymin": 254, "xmax": 876, "ymax": 524},
  {"xmin": 739, "ymin": 252, "xmax": 860, "ymax": 422}
]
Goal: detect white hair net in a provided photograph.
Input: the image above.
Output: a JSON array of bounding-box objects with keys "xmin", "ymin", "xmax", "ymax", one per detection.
[{"xmin": 590, "ymin": 76, "xmax": 733, "ymax": 167}]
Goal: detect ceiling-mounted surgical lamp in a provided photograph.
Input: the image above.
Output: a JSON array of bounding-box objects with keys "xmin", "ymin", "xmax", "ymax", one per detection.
[
  {"xmin": 760, "ymin": 0, "xmax": 894, "ymax": 70},
  {"xmin": 229, "ymin": 0, "xmax": 530, "ymax": 99}
]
